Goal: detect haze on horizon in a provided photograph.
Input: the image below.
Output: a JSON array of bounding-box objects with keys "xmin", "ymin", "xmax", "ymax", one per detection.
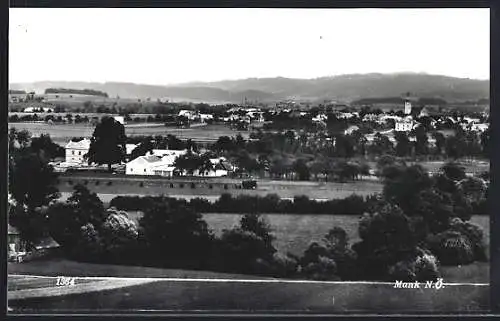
[{"xmin": 9, "ymin": 8, "xmax": 490, "ymax": 86}]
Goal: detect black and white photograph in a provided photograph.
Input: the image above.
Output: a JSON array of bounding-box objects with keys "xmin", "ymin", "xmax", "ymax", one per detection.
[{"xmin": 7, "ymin": 8, "xmax": 490, "ymax": 314}]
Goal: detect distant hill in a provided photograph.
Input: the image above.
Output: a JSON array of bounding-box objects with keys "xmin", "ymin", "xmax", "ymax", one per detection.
[{"xmin": 10, "ymin": 73, "xmax": 489, "ymax": 104}]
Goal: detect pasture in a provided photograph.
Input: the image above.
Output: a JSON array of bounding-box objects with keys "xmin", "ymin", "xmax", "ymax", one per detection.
[
  {"xmin": 122, "ymin": 212, "xmax": 489, "ymax": 261},
  {"xmin": 8, "ymin": 122, "xmax": 249, "ymax": 146},
  {"xmin": 56, "ymin": 175, "xmax": 384, "ymax": 202}
]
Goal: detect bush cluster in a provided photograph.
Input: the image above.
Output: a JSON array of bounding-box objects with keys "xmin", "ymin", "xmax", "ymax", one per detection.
[{"xmin": 110, "ymin": 193, "xmax": 368, "ymax": 215}]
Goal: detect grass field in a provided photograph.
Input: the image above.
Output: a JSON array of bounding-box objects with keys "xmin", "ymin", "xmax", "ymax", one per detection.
[
  {"xmin": 121, "ymin": 212, "xmax": 488, "ymax": 261},
  {"xmin": 8, "ymin": 276, "xmax": 489, "ymax": 313},
  {"xmin": 8, "ymin": 122, "xmax": 249, "ymax": 146},
  {"xmin": 57, "ymin": 175, "xmax": 384, "ymax": 201}
]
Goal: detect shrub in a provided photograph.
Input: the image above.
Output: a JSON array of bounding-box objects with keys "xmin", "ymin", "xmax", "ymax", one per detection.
[
  {"xmin": 387, "ymin": 247, "xmax": 440, "ymax": 282},
  {"xmin": 427, "ymin": 230, "xmax": 474, "ymax": 266},
  {"xmin": 99, "ymin": 208, "xmax": 139, "ymax": 263},
  {"xmin": 301, "ymin": 256, "xmax": 339, "ymax": 281},
  {"xmin": 268, "ymin": 252, "xmax": 299, "ymax": 278},
  {"xmin": 448, "ymin": 217, "xmax": 488, "ymax": 261}
]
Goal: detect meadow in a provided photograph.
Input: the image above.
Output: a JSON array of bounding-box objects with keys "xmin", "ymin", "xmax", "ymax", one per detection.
[
  {"xmin": 8, "ymin": 122, "xmax": 249, "ymax": 146},
  {"xmin": 121, "ymin": 212, "xmax": 489, "ymax": 260}
]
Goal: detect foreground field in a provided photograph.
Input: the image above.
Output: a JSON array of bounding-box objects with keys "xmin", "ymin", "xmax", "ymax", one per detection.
[
  {"xmin": 8, "ymin": 122, "xmax": 249, "ymax": 146},
  {"xmin": 8, "ymin": 259, "xmax": 489, "ymax": 313},
  {"xmin": 8, "ymin": 214, "xmax": 489, "ymax": 312}
]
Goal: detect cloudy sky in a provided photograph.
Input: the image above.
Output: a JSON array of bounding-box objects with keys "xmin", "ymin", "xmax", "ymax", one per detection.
[{"xmin": 9, "ymin": 8, "xmax": 490, "ymax": 85}]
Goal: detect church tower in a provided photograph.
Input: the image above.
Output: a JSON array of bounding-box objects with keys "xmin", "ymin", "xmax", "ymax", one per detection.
[
  {"xmin": 403, "ymin": 92, "xmax": 412, "ymax": 115},
  {"xmin": 404, "ymin": 100, "xmax": 412, "ymax": 115}
]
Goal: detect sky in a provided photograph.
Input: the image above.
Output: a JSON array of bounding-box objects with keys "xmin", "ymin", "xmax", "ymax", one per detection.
[{"xmin": 9, "ymin": 8, "xmax": 490, "ymax": 85}]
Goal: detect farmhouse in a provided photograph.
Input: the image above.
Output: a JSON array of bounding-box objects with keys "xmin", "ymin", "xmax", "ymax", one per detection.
[
  {"xmin": 126, "ymin": 155, "xmax": 172, "ymax": 176},
  {"xmin": 65, "ymin": 138, "xmax": 91, "ymax": 164},
  {"xmin": 126, "ymin": 150, "xmax": 188, "ymax": 176}
]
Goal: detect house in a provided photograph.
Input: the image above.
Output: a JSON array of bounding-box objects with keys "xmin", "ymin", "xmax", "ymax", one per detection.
[
  {"xmin": 199, "ymin": 114, "xmax": 214, "ymax": 122},
  {"xmin": 312, "ymin": 113, "xmax": 327, "ymax": 123},
  {"xmin": 126, "ymin": 150, "xmax": 188, "ymax": 176},
  {"xmin": 65, "ymin": 138, "xmax": 91, "ymax": 164},
  {"xmin": 126, "ymin": 155, "xmax": 169, "ymax": 176},
  {"xmin": 394, "ymin": 117, "xmax": 417, "ymax": 132},
  {"xmin": 344, "ymin": 125, "xmax": 360, "ymax": 135},
  {"xmin": 8, "ymin": 225, "xmax": 24, "ymax": 254},
  {"xmin": 469, "ymin": 123, "xmax": 489, "ymax": 132},
  {"xmin": 178, "ymin": 110, "xmax": 198, "ymax": 120},
  {"xmin": 147, "ymin": 149, "xmax": 188, "ymax": 158},
  {"xmin": 126, "ymin": 144, "xmax": 138, "ymax": 155},
  {"xmin": 114, "ymin": 116, "xmax": 125, "ymax": 124}
]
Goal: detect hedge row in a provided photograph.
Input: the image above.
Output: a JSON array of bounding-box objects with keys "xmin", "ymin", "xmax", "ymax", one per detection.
[{"xmin": 109, "ymin": 193, "xmax": 370, "ymax": 215}]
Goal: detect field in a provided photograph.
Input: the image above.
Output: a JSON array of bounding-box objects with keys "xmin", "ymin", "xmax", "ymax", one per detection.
[
  {"xmin": 8, "ymin": 257, "xmax": 489, "ymax": 313},
  {"xmin": 57, "ymin": 175, "xmax": 384, "ymax": 203},
  {"xmin": 8, "ymin": 122, "xmax": 249, "ymax": 146},
  {"xmin": 123, "ymin": 213, "xmax": 487, "ymax": 258}
]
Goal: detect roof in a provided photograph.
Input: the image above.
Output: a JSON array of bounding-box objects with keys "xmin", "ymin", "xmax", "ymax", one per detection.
[
  {"xmin": 152, "ymin": 164, "xmax": 176, "ymax": 171},
  {"xmin": 65, "ymin": 138, "xmax": 91, "ymax": 150},
  {"xmin": 143, "ymin": 155, "xmax": 163, "ymax": 163},
  {"xmin": 149, "ymin": 149, "xmax": 188, "ymax": 157},
  {"xmin": 126, "ymin": 144, "xmax": 138, "ymax": 154}
]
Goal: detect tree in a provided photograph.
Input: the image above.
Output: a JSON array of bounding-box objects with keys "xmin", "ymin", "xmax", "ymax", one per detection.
[
  {"xmin": 30, "ymin": 134, "xmax": 64, "ymax": 160},
  {"xmin": 412, "ymin": 126, "xmax": 429, "ymax": 156},
  {"xmin": 130, "ymin": 139, "xmax": 155, "ymax": 160},
  {"xmin": 480, "ymin": 128, "xmax": 489, "ymax": 157},
  {"xmin": 99, "ymin": 208, "xmax": 139, "ymax": 263},
  {"xmin": 86, "ymin": 116, "xmax": 127, "ymax": 171},
  {"xmin": 432, "ymin": 132, "xmax": 446, "ymax": 156},
  {"xmin": 9, "ymin": 139, "xmax": 60, "ymax": 249},
  {"xmin": 353, "ymin": 204, "xmax": 418, "ymax": 280},
  {"xmin": 370, "ymin": 133, "xmax": 394, "ymax": 155},
  {"xmin": 139, "ymin": 199, "xmax": 214, "ymax": 268},
  {"xmin": 218, "ymin": 214, "xmax": 277, "ymax": 275},
  {"xmin": 47, "ymin": 184, "xmax": 107, "ymax": 252},
  {"xmin": 292, "ymin": 159, "xmax": 310, "ymax": 181},
  {"xmin": 383, "ymin": 165, "xmax": 433, "ymax": 214},
  {"xmin": 395, "ymin": 131, "xmax": 411, "ymax": 157}
]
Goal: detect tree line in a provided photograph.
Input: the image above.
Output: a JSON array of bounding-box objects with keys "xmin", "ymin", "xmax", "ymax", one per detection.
[{"xmin": 45, "ymin": 88, "xmax": 109, "ymax": 98}]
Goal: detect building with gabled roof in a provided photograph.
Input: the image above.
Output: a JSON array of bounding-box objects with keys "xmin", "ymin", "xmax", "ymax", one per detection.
[{"xmin": 65, "ymin": 138, "xmax": 91, "ymax": 164}]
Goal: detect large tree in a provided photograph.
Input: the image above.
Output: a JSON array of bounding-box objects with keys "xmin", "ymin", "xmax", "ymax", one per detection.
[
  {"xmin": 86, "ymin": 116, "xmax": 127, "ymax": 171},
  {"xmin": 8, "ymin": 132, "xmax": 60, "ymax": 249}
]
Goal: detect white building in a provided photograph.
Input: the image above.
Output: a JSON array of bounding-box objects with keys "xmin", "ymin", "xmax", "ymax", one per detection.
[
  {"xmin": 126, "ymin": 155, "xmax": 174, "ymax": 176},
  {"xmin": 312, "ymin": 113, "xmax": 327, "ymax": 123},
  {"xmin": 65, "ymin": 138, "xmax": 91, "ymax": 164},
  {"xmin": 469, "ymin": 123, "xmax": 489, "ymax": 132},
  {"xmin": 126, "ymin": 144, "xmax": 138, "ymax": 155},
  {"xmin": 114, "ymin": 116, "xmax": 125, "ymax": 124},
  {"xmin": 178, "ymin": 110, "xmax": 198, "ymax": 120},
  {"xmin": 200, "ymin": 114, "xmax": 214, "ymax": 122},
  {"xmin": 395, "ymin": 119, "xmax": 416, "ymax": 132},
  {"xmin": 404, "ymin": 100, "xmax": 412, "ymax": 115},
  {"xmin": 23, "ymin": 106, "xmax": 53, "ymax": 113},
  {"xmin": 126, "ymin": 149, "xmax": 188, "ymax": 176},
  {"xmin": 344, "ymin": 125, "xmax": 360, "ymax": 135}
]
